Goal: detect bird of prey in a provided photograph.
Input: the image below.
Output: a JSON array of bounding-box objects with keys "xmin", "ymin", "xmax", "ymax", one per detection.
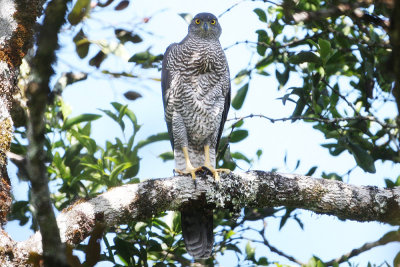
[{"xmin": 161, "ymin": 13, "xmax": 231, "ymax": 259}]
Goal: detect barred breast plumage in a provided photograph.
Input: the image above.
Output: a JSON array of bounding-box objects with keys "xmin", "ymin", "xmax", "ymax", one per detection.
[{"xmin": 161, "ymin": 12, "xmax": 231, "ymax": 259}]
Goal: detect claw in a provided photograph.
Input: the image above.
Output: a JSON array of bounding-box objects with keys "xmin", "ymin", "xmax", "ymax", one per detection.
[
  {"xmin": 203, "ymin": 145, "xmax": 230, "ymax": 182},
  {"xmin": 175, "ymin": 166, "xmax": 203, "ymax": 179},
  {"xmin": 203, "ymin": 164, "xmax": 230, "ymax": 182},
  {"xmin": 175, "ymin": 147, "xmax": 203, "ymax": 179}
]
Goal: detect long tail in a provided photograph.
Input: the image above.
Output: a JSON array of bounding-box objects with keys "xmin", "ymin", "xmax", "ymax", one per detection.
[{"xmin": 181, "ymin": 205, "xmax": 213, "ymax": 259}]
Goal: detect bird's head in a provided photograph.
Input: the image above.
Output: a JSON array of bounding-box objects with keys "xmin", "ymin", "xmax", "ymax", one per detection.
[{"xmin": 188, "ymin": 13, "xmax": 222, "ymax": 40}]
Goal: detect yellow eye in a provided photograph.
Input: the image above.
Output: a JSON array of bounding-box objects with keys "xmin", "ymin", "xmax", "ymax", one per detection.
[
  {"xmin": 211, "ymin": 19, "xmax": 216, "ymax": 25},
  {"xmin": 195, "ymin": 19, "xmax": 201, "ymax": 24}
]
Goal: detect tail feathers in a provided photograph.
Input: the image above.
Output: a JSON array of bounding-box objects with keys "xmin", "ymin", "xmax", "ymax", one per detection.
[{"xmin": 181, "ymin": 207, "xmax": 213, "ymax": 259}]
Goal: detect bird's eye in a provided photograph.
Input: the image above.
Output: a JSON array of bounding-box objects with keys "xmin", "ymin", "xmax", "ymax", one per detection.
[
  {"xmin": 210, "ymin": 19, "xmax": 216, "ymax": 25},
  {"xmin": 195, "ymin": 19, "xmax": 201, "ymax": 24}
]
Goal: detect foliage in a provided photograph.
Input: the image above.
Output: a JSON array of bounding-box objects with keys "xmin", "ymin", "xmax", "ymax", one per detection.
[{"xmin": 8, "ymin": 0, "xmax": 400, "ymax": 266}]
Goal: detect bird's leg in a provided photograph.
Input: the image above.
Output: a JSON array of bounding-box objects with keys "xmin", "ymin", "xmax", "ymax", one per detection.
[
  {"xmin": 174, "ymin": 147, "xmax": 202, "ymax": 179},
  {"xmin": 203, "ymin": 145, "xmax": 230, "ymax": 182}
]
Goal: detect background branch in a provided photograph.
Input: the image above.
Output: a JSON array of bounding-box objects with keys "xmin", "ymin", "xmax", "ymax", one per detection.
[
  {"xmin": 325, "ymin": 229, "xmax": 400, "ymax": 265},
  {"xmin": 227, "ymin": 113, "xmax": 396, "ymax": 129},
  {"xmin": 25, "ymin": 0, "xmax": 71, "ymax": 266}
]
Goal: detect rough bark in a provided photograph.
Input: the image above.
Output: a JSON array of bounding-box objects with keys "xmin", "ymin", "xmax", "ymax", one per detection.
[
  {"xmin": 0, "ymin": 171, "xmax": 398, "ymax": 265},
  {"xmin": 0, "ymin": 0, "xmax": 65, "ymax": 266},
  {"xmin": 0, "ymin": 0, "xmax": 46, "ymax": 227}
]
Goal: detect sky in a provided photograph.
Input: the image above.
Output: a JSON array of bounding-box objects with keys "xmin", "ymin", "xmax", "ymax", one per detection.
[{"xmin": 5, "ymin": 0, "xmax": 400, "ymax": 266}]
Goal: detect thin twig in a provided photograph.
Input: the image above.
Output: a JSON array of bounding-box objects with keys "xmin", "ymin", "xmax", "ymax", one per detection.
[
  {"xmin": 325, "ymin": 230, "xmax": 400, "ymax": 266},
  {"xmin": 226, "ymin": 113, "xmax": 397, "ymax": 129},
  {"xmin": 321, "ymin": 78, "xmax": 359, "ymax": 115},
  {"xmin": 219, "ymin": 0, "xmax": 279, "ymax": 18},
  {"xmin": 248, "ymin": 224, "xmax": 305, "ymax": 265},
  {"xmin": 219, "ymin": 0, "xmax": 247, "ymax": 18}
]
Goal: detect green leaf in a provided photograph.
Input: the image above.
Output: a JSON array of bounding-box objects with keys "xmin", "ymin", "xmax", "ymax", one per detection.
[
  {"xmin": 136, "ymin": 132, "xmax": 170, "ymax": 149},
  {"xmin": 256, "ymin": 30, "xmax": 269, "ymax": 56},
  {"xmin": 231, "ymin": 152, "xmax": 251, "ymax": 163},
  {"xmin": 254, "ymin": 8, "xmax": 267, "ymax": 22},
  {"xmin": 256, "ymin": 149, "xmax": 262, "ymax": 159},
  {"xmin": 292, "ymin": 98, "xmax": 306, "ymax": 117},
  {"xmin": 230, "ymin": 130, "xmax": 248, "ymax": 143},
  {"xmin": 289, "ymin": 51, "xmax": 321, "ymax": 65},
  {"xmin": 279, "ymin": 208, "xmax": 294, "ymax": 230},
  {"xmin": 159, "ymin": 151, "xmax": 173, "ymax": 162},
  {"xmin": 124, "ymin": 91, "xmax": 142, "ymax": 101},
  {"xmin": 306, "ymin": 39, "xmax": 319, "ymax": 48},
  {"xmin": 114, "ymin": 0, "xmax": 129, "ymax": 10},
  {"xmin": 128, "ymin": 51, "xmax": 163, "ymax": 68},
  {"xmin": 115, "ymin": 29, "xmax": 142, "ymax": 44},
  {"xmin": 384, "ymin": 178, "xmax": 395, "ymax": 188},
  {"xmin": 109, "ymin": 162, "xmax": 134, "ymax": 182},
  {"xmin": 89, "ymin": 51, "xmax": 107, "ymax": 68},
  {"xmin": 153, "ymin": 218, "xmax": 171, "ymax": 232},
  {"xmin": 255, "ymin": 54, "xmax": 274, "ymax": 69},
  {"xmin": 321, "ymin": 172, "xmax": 342, "ymax": 181},
  {"xmin": 226, "ymin": 244, "xmax": 242, "ymax": 254},
  {"xmin": 114, "ymin": 237, "xmax": 133, "ymax": 264},
  {"xmin": 9, "ymin": 201, "xmax": 30, "ymax": 226},
  {"xmin": 171, "ymin": 211, "xmax": 181, "ymax": 233},
  {"xmin": 129, "ymin": 51, "xmax": 151, "ymax": 62},
  {"xmin": 396, "ymin": 176, "xmax": 400, "ymax": 186},
  {"xmin": 68, "ymin": 0, "xmax": 91, "ymax": 25},
  {"xmin": 147, "ymin": 240, "xmax": 162, "ymax": 252},
  {"xmin": 233, "ymin": 69, "xmax": 249, "ymax": 84},
  {"xmin": 276, "ymin": 68, "xmax": 289, "ymax": 88},
  {"xmin": 224, "ymin": 230, "xmax": 235, "ymax": 240},
  {"xmin": 99, "ymin": 109, "xmax": 118, "ymax": 122},
  {"xmin": 62, "ymin": 114, "xmax": 101, "ymax": 130},
  {"xmin": 347, "ymin": 142, "xmax": 376, "ymax": 173},
  {"xmin": 110, "ymin": 102, "xmax": 139, "ymax": 132},
  {"xmin": 305, "ymin": 166, "xmax": 317, "ymax": 176},
  {"xmin": 232, "ymin": 83, "xmax": 249, "ymax": 110},
  {"xmin": 257, "ymin": 257, "xmax": 269, "ymax": 265},
  {"xmin": 306, "ymin": 257, "xmax": 326, "ymax": 267},
  {"xmin": 134, "ymin": 222, "xmax": 147, "ymax": 233},
  {"xmin": 73, "ymin": 29, "xmax": 90, "ymax": 59},
  {"xmin": 245, "ymin": 241, "xmax": 255, "ymax": 260},
  {"xmin": 318, "ymin": 38, "xmax": 331, "ymax": 61},
  {"xmin": 270, "ymin": 20, "xmax": 284, "ymax": 37}
]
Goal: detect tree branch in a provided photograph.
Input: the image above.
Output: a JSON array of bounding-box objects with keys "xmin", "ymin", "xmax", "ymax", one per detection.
[
  {"xmin": 226, "ymin": 113, "xmax": 396, "ymax": 129},
  {"xmin": 291, "ymin": 3, "xmax": 390, "ymax": 31},
  {"xmin": 0, "ymin": 171, "xmax": 395, "ymax": 265},
  {"xmin": 259, "ymin": 224, "xmax": 304, "ymax": 265},
  {"xmin": 325, "ymin": 229, "xmax": 400, "ymax": 265},
  {"xmin": 25, "ymin": 0, "xmax": 71, "ymax": 266},
  {"xmin": 0, "ymin": 0, "xmax": 46, "ymax": 227}
]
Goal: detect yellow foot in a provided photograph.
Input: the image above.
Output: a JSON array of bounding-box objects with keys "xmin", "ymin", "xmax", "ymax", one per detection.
[
  {"xmin": 174, "ymin": 166, "xmax": 203, "ymax": 179},
  {"xmin": 202, "ymin": 165, "xmax": 230, "ymax": 182}
]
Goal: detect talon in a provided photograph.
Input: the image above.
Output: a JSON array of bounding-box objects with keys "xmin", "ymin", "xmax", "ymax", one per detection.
[
  {"xmin": 203, "ymin": 164, "xmax": 230, "ymax": 182},
  {"xmin": 214, "ymin": 171, "xmax": 220, "ymax": 182},
  {"xmin": 174, "ymin": 166, "xmax": 203, "ymax": 179}
]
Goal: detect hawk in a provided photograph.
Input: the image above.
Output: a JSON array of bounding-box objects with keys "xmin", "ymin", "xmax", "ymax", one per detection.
[{"xmin": 161, "ymin": 13, "xmax": 231, "ymax": 259}]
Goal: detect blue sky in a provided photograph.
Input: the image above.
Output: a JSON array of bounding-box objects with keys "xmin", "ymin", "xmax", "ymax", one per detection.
[{"xmin": 6, "ymin": 0, "xmax": 400, "ymax": 266}]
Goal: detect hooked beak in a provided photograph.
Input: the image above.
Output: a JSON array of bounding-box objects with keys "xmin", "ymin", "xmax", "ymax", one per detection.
[{"xmin": 202, "ymin": 22, "xmax": 209, "ymax": 31}]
